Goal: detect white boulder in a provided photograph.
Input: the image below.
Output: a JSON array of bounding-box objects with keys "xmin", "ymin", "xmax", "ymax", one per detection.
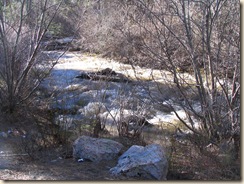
[{"xmin": 110, "ymin": 144, "xmax": 168, "ymax": 180}]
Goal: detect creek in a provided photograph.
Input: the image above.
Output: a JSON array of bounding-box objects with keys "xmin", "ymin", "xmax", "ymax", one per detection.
[{"xmin": 40, "ymin": 51, "xmax": 201, "ymax": 140}]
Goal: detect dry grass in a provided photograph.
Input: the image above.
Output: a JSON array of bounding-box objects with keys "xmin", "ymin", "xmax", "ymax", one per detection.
[{"xmin": 168, "ymin": 139, "xmax": 241, "ymax": 180}]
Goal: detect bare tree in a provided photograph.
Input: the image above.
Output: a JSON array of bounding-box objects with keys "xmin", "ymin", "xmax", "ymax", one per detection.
[
  {"xmin": 0, "ymin": 0, "xmax": 63, "ymax": 113},
  {"xmin": 125, "ymin": 0, "xmax": 240, "ymax": 158}
]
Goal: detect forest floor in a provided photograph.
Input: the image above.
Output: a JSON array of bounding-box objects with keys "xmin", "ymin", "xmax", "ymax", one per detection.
[
  {"xmin": 0, "ymin": 120, "xmax": 240, "ymax": 181},
  {"xmin": 0, "ymin": 119, "xmax": 142, "ymax": 181},
  {"xmin": 0, "ymin": 142, "xmax": 121, "ymax": 180},
  {"xmin": 0, "ymin": 120, "xmax": 171, "ymax": 181}
]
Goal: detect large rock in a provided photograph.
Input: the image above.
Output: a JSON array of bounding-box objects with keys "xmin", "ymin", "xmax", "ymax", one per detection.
[
  {"xmin": 73, "ymin": 136, "xmax": 124, "ymax": 162},
  {"xmin": 0, "ymin": 132, "xmax": 8, "ymax": 138},
  {"xmin": 110, "ymin": 144, "xmax": 168, "ymax": 180}
]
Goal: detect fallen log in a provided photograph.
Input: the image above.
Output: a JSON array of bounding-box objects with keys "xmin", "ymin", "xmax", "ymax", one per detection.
[{"xmin": 75, "ymin": 68, "xmax": 132, "ymax": 83}]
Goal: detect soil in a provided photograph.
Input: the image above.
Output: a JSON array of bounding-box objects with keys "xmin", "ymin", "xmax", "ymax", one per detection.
[
  {"xmin": 0, "ymin": 120, "xmax": 149, "ymax": 181},
  {"xmin": 0, "ymin": 130, "xmax": 131, "ymax": 180},
  {"xmin": 0, "ymin": 150, "xmax": 121, "ymax": 180},
  {"xmin": 1, "ymin": 115, "xmax": 240, "ymax": 181}
]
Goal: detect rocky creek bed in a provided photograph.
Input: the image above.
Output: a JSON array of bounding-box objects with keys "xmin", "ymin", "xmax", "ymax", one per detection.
[
  {"xmin": 0, "ymin": 51, "xmax": 207, "ymax": 180},
  {"xmin": 40, "ymin": 51, "xmax": 201, "ymax": 130}
]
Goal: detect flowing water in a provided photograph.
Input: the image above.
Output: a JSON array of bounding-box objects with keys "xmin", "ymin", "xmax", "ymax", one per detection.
[{"xmin": 40, "ymin": 51, "xmax": 201, "ymax": 139}]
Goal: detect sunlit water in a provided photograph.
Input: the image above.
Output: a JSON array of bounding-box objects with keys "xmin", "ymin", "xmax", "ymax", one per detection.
[{"xmin": 40, "ymin": 51, "xmax": 201, "ymax": 136}]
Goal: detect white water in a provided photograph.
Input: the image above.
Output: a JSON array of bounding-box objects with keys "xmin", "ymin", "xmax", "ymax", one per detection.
[{"xmin": 41, "ymin": 51, "xmax": 201, "ymax": 133}]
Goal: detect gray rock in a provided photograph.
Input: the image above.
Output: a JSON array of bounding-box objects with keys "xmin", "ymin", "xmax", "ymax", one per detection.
[
  {"xmin": 55, "ymin": 114, "xmax": 84, "ymax": 130},
  {"xmin": 0, "ymin": 132, "xmax": 8, "ymax": 138},
  {"xmin": 82, "ymin": 102, "xmax": 107, "ymax": 117},
  {"xmin": 110, "ymin": 144, "xmax": 168, "ymax": 180},
  {"xmin": 73, "ymin": 136, "xmax": 124, "ymax": 162}
]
